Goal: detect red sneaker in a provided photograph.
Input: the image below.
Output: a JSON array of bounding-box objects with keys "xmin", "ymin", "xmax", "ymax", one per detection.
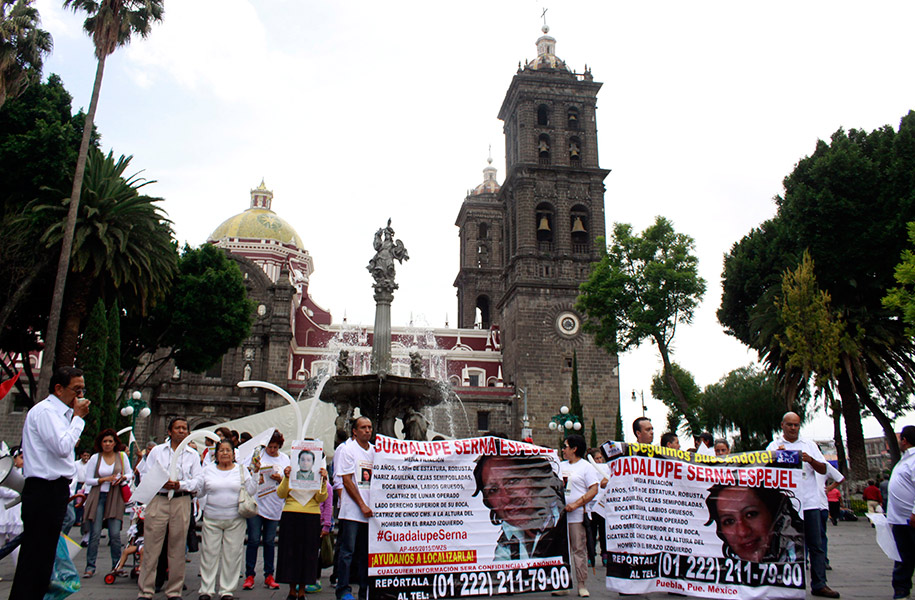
[
  {"xmin": 242, "ymin": 575, "xmax": 255, "ymax": 590},
  {"xmin": 264, "ymin": 575, "xmax": 280, "ymax": 590}
]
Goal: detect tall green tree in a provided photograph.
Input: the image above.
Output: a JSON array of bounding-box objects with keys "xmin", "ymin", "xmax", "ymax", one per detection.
[
  {"xmin": 40, "ymin": 0, "xmax": 164, "ymax": 395},
  {"xmin": 699, "ymin": 366, "xmax": 788, "ymax": 452},
  {"xmin": 30, "ymin": 148, "xmax": 178, "ymax": 373},
  {"xmin": 121, "ymin": 244, "xmax": 255, "ymax": 389},
  {"xmin": 77, "ymin": 298, "xmax": 107, "ymax": 447},
  {"xmin": 719, "ymin": 113, "xmax": 915, "ymax": 476},
  {"xmin": 0, "ymin": 0, "xmax": 52, "ymax": 108},
  {"xmin": 104, "ymin": 300, "xmax": 121, "ymax": 426},
  {"xmin": 577, "ymin": 216, "xmax": 706, "ymax": 432},
  {"xmin": 570, "ymin": 350, "xmax": 582, "ymax": 426}
]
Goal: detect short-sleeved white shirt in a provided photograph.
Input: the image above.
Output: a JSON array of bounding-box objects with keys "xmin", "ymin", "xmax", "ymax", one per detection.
[
  {"xmin": 766, "ymin": 435, "xmax": 826, "ymax": 513},
  {"xmin": 337, "ymin": 440, "xmax": 374, "ymax": 523},
  {"xmin": 560, "ymin": 458, "xmax": 600, "ymax": 524},
  {"xmin": 888, "ymin": 447, "xmax": 915, "ymax": 525}
]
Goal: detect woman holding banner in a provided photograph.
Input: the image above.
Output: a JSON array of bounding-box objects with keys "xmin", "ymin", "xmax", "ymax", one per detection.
[
  {"xmin": 276, "ymin": 459, "xmax": 328, "ymax": 599},
  {"xmin": 558, "ymin": 434, "xmax": 599, "ymax": 598}
]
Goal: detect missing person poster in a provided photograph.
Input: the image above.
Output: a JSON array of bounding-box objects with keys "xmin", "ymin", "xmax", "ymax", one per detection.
[
  {"xmin": 601, "ymin": 442, "xmax": 805, "ymax": 599},
  {"xmin": 290, "ymin": 439, "xmax": 324, "ymax": 490},
  {"xmin": 369, "ymin": 435, "xmax": 572, "ymax": 600}
]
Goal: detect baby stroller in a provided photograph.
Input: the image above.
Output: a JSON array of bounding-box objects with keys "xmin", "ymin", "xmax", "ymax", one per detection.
[{"xmin": 104, "ymin": 505, "xmax": 144, "ymax": 584}]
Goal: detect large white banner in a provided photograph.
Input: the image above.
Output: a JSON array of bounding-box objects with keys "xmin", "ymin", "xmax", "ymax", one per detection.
[
  {"xmin": 369, "ymin": 435, "xmax": 573, "ymax": 599},
  {"xmin": 601, "ymin": 442, "xmax": 806, "ymax": 599}
]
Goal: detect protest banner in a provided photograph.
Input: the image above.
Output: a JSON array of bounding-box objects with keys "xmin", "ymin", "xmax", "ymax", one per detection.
[
  {"xmin": 601, "ymin": 442, "xmax": 805, "ymax": 599},
  {"xmin": 369, "ymin": 435, "xmax": 573, "ymax": 600},
  {"xmin": 290, "ymin": 439, "xmax": 324, "ymax": 490}
]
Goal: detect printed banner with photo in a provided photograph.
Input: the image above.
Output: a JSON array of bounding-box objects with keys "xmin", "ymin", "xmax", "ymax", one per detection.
[
  {"xmin": 290, "ymin": 439, "xmax": 324, "ymax": 490},
  {"xmin": 369, "ymin": 435, "xmax": 573, "ymax": 600},
  {"xmin": 600, "ymin": 442, "xmax": 805, "ymax": 599}
]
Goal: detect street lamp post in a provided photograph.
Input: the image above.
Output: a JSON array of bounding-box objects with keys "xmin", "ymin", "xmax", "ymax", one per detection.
[
  {"xmin": 631, "ymin": 390, "xmax": 646, "ymax": 417},
  {"xmin": 515, "ymin": 387, "xmax": 532, "ymax": 441},
  {"xmin": 120, "ymin": 390, "xmax": 151, "ymax": 431},
  {"xmin": 548, "ymin": 405, "xmax": 582, "ymax": 448}
]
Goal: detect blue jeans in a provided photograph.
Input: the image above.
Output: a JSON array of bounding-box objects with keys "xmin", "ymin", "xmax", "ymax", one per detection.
[
  {"xmin": 335, "ymin": 519, "xmax": 368, "ymax": 600},
  {"xmin": 245, "ymin": 514, "xmax": 278, "ymax": 576},
  {"xmin": 86, "ymin": 491, "xmax": 123, "ymax": 572},
  {"xmin": 893, "ymin": 524, "xmax": 915, "ymax": 598},
  {"xmin": 820, "ymin": 508, "xmax": 830, "ymax": 566},
  {"xmin": 803, "ymin": 508, "xmax": 827, "ymax": 591}
]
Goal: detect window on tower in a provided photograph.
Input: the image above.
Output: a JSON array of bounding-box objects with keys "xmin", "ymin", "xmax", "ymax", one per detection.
[
  {"xmin": 569, "ymin": 136, "xmax": 582, "ymax": 166},
  {"xmin": 568, "ymin": 107, "xmax": 580, "ymax": 130},
  {"xmin": 536, "ymin": 202, "xmax": 554, "ymax": 251},
  {"xmin": 478, "ymin": 222, "xmax": 489, "ymax": 239},
  {"xmin": 538, "ymin": 134, "xmax": 551, "ymax": 165},
  {"xmin": 537, "ymin": 104, "xmax": 550, "ymax": 126},
  {"xmin": 571, "ymin": 205, "xmax": 590, "ymax": 254}
]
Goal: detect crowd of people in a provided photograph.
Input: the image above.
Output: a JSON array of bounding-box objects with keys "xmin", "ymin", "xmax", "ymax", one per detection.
[{"xmin": 10, "ymin": 366, "xmax": 915, "ymax": 600}]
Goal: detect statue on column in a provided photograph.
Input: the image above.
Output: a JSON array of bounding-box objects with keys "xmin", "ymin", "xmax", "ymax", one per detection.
[{"xmin": 367, "ymin": 219, "xmax": 409, "ymax": 295}]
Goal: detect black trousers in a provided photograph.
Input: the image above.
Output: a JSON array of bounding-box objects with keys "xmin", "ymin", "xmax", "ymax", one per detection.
[{"xmin": 10, "ymin": 476, "xmax": 70, "ymax": 600}]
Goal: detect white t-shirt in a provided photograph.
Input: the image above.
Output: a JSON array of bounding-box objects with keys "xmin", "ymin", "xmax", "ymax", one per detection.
[
  {"xmin": 199, "ymin": 463, "xmax": 257, "ymax": 521},
  {"xmin": 766, "ymin": 435, "xmax": 827, "ymax": 513},
  {"xmin": 560, "ymin": 458, "xmax": 600, "ymax": 524},
  {"xmin": 85, "ymin": 452, "xmax": 132, "ymax": 493},
  {"xmin": 255, "ymin": 451, "xmax": 290, "ymax": 521},
  {"xmin": 337, "ymin": 440, "xmax": 374, "ymax": 523}
]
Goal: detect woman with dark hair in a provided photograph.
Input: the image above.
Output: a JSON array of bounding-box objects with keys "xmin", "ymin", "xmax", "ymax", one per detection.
[
  {"xmin": 243, "ymin": 430, "xmax": 288, "ymax": 590},
  {"xmin": 558, "ymin": 434, "xmax": 599, "ymax": 597},
  {"xmin": 705, "ymin": 484, "xmax": 803, "ymax": 563},
  {"xmin": 276, "ymin": 451, "xmax": 328, "ymax": 600},
  {"xmin": 196, "ymin": 439, "xmax": 256, "ymax": 600},
  {"xmin": 83, "ymin": 428, "xmax": 132, "ymax": 578}
]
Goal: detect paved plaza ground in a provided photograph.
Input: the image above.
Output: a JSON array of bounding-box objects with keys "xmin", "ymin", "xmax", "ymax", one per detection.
[{"xmin": 0, "ymin": 518, "xmax": 896, "ymax": 599}]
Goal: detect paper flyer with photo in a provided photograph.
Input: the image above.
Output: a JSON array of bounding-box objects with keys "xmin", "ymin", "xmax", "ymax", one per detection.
[
  {"xmin": 601, "ymin": 442, "xmax": 805, "ymax": 599},
  {"xmin": 290, "ymin": 439, "xmax": 324, "ymax": 490},
  {"xmin": 255, "ymin": 462, "xmax": 280, "ymax": 500},
  {"xmin": 369, "ymin": 435, "xmax": 572, "ymax": 600}
]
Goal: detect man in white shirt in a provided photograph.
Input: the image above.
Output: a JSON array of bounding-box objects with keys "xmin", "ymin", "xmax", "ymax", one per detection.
[
  {"xmin": 335, "ymin": 417, "xmax": 374, "ymax": 600},
  {"xmin": 766, "ymin": 412, "xmax": 839, "ymax": 598},
  {"xmin": 888, "ymin": 425, "xmax": 915, "ymax": 600},
  {"xmin": 11, "ymin": 367, "xmax": 89, "ymax": 600},
  {"xmin": 136, "ymin": 417, "xmax": 202, "ymax": 600}
]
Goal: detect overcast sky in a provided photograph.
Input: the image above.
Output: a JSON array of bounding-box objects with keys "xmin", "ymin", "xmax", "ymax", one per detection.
[{"xmin": 33, "ymin": 0, "xmax": 915, "ymax": 443}]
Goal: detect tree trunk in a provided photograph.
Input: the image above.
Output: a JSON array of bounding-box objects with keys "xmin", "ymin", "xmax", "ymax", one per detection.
[
  {"xmin": 858, "ymin": 387, "xmax": 901, "ymax": 467},
  {"xmin": 837, "ymin": 368, "xmax": 869, "ymax": 480},
  {"xmin": 830, "ymin": 398, "xmax": 848, "ymax": 475},
  {"xmin": 55, "ymin": 272, "xmax": 93, "ymax": 371},
  {"xmin": 36, "ymin": 53, "xmax": 107, "ymax": 399},
  {"xmin": 655, "ymin": 336, "xmax": 698, "ymax": 434}
]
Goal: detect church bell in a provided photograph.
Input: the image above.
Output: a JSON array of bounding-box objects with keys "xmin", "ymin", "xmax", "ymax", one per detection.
[
  {"xmin": 538, "ymin": 215, "xmax": 551, "ymax": 232},
  {"xmin": 571, "ymin": 216, "xmax": 587, "ymax": 233}
]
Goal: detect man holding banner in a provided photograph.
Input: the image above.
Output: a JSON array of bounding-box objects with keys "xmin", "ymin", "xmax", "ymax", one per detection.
[
  {"xmin": 766, "ymin": 412, "xmax": 840, "ymax": 599},
  {"xmin": 336, "ymin": 416, "xmax": 375, "ymax": 600}
]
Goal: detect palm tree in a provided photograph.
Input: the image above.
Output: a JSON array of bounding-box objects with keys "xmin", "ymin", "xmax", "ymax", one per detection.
[
  {"xmin": 0, "ymin": 0, "xmax": 53, "ymax": 108},
  {"xmin": 39, "ymin": 0, "xmax": 163, "ymax": 394},
  {"xmin": 31, "ymin": 147, "xmax": 178, "ymax": 372}
]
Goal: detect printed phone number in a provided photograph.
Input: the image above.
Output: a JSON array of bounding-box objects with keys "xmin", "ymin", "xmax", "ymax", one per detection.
[
  {"xmin": 645, "ymin": 553, "xmax": 803, "ymax": 588},
  {"xmin": 431, "ymin": 566, "xmax": 571, "ymax": 598}
]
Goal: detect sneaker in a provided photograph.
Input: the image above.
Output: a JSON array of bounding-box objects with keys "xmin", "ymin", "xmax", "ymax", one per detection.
[
  {"xmin": 264, "ymin": 575, "xmax": 280, "ymax": 590},
  {"xmin": 341, "ymin": 594, "xmax": 356, "ymax": 600},
  {"xmin": 242, "ymin": 576, "xmax": 255, "ymax": 590},
  {"xmin": 305, "ymin": 584, "xmax": 322, "ymax": 593},
  {"xmin": 811, "ymin": 586, "xmax": 840, "ymax": 598},
  {"xmin": 578, "ymin": 589, "xmax": 590, "ymax": 597}
]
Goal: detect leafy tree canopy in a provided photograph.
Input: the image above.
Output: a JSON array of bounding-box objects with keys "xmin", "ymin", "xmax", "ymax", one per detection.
[{"xmin": 578, "ymin": 216, "xmax": 706, "ymax": 431}]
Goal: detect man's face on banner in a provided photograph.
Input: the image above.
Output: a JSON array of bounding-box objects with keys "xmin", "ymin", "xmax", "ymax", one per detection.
[
  {"xmin": 715, "ymin": 486, "xmax": 774, "ymax": 562},
  {"xmin": 481, "ymin": 457, "xmax": 557, "ymax": 531}
]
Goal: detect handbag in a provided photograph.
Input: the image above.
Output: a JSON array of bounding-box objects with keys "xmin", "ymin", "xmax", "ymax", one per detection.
[
  {"xmin": 320, "ymin": 531, "xmax": 335, "ymax": 568},
  {"xmin": 119, "ymin": 452, "xmax": 132, "ymax": 503},
  {"xmin": 237, "ymin": 465, "xmax": 258, "ymax": 518}
]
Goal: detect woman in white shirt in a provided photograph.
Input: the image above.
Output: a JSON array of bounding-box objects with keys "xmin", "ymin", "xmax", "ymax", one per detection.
[
  {"xmin": 197, "ymin": 439, "xmax": 257, "ymax": 600},
  {"xmin": 82, "ymin": 429, "xmax": 132, "ymax": 578},
  {"xmin": 558, "ymin": 434, "xmax": 599, "ymax": 598}
]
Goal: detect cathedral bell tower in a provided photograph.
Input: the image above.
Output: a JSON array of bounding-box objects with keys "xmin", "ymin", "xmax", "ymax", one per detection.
[{"xmin": 495, "ymin": 25, "xmax": 619, "ymax": 445}]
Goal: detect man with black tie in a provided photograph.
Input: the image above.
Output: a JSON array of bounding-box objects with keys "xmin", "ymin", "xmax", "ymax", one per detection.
[{"xmin": 11, "ymin": 367, "xmax": 89, "ymax": 600}]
